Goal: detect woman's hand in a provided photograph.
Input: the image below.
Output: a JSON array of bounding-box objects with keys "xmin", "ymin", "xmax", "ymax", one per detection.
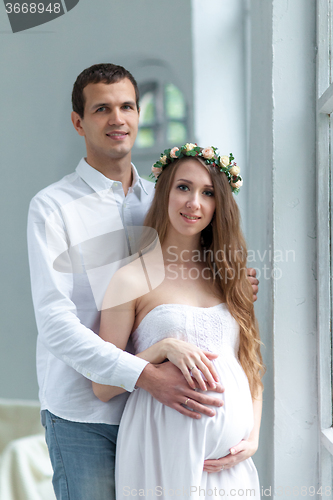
[
  {"xmin": 160, "ymin": 338, "xmax": 219, "ymax": 391},
  {"xmin": 203, "ymin": 437, "xmax": 258, "ymax": 473}
]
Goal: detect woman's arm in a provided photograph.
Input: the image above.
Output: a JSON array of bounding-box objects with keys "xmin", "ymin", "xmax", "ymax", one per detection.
[
  {"xmin": 93, "ymin": 263, "xmax": 220, "ymax": 401},
  {"xmin": 203, "ymin": 386, "xmax": 263, "ymax": 472},
  {"xmin": 91, "ymin": 298, "xmax": 137, "ymax": 401},
  {"xmin": 93, "ymin": 324, "xmax": 220, "ymax": 401}
]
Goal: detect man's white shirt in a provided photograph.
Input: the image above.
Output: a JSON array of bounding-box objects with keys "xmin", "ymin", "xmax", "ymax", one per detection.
[{"xmin": 27, "ymin": 158, "xmax": 155, "ymax": 424}]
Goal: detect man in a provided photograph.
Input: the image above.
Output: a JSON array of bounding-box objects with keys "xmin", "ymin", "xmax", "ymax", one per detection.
[{"xmin": 28, "ymin": 63, "xmax": 259, "ymax": 500}]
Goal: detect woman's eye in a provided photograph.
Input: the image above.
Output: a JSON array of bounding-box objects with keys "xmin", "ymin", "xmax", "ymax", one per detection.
[
  {"xmin": 177, "ymin": 185, "xmax": 189, "ymax": 191},
  {"xmin": 204, "ymin": 190, "xmax": 214, "ymax": 197}
]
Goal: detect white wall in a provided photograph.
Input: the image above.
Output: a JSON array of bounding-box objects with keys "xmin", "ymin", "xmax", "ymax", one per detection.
[
  {"xmin": 247, "ymin": 0, "xmax": 318, "ymax": 494},
  {"xmin": 0, "ymin": 0, "xmax": 193, "ymax": 399},
  {"xmin": 191, "ymin": 0, "xmax": 248, "ymax": 224},
  {"xmin": 272, "ymin": 0, "xmax": 317, "ymax": 490}
]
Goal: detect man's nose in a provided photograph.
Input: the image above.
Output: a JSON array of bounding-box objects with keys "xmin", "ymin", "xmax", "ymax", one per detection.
[{"xmin": 108, "ymin": 108, "xmax": 125, "ymax": 125}]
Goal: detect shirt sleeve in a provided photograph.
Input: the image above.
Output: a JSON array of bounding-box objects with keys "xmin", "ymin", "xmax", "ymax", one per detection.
[{"xmin": 27, "ymin": 194, "xmax": 148, "ymax": 392}]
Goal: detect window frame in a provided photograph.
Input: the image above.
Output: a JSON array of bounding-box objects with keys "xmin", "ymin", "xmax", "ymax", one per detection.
[
  {"xmin": 317, "ymin": 0, "xmax": 333, "ymax": 487},
  {"xmin": 135, "ymin": 79, "xmax": 189, "ymax": 153}
]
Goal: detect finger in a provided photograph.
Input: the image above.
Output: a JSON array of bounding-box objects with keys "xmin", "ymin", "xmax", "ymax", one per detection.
[
  {"xmin": 188, "ymin": 389, "xmax": 224, "ymax": 408},
  {"xmin": 204, "ymin": 352, "xmax": 218, "ymax": 360},
  {"xmin": 204, "ymin": 457, "xmax": 229, "ymax": 467},
  {"xmin": 179, "ymin": 364, "xmax": 196, "ymax": 389},
  {"xmin": 203, "ymin": 467, "xmax": 219, "ymax": 473},
  {"xmin": 209, "ymin": 383, "xmax": 224, "ymax": 394},
  {"xmin": 190, "ymin": 378, "xmax": 224, "ymax": 394},
  {"xmin": 200, "ymin": 352, "xmax": 220, "ymax": 383},
  {"xmin": 230, "ymin": 442, "xmax": 246, "ymax": 455},
  {"xmin": 186, "ymin": 399, "xmax": 217, "ymax": 417},
  {"xmin": 247, "ymin": 267, "xmax": 257, "ymax": 277},
  {"xmin": 189, "ymin": 367, "xmax": 207, "ymax": 391},
  {"xmin": 173, "ymin": 403, "xmax": 202, "ymax": 420},
  {"xmin": 191, "ymin": 363, "xmax": 215, "ymax": 391}
]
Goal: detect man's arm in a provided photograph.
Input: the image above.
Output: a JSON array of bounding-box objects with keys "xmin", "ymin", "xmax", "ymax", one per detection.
[
  {"xmin": 28, "ymin": 194, "xmax": 148, "ymax": 392},
  {"xmin": 137, "ymin": 362, "xmax": 224, "ymax": 419}
]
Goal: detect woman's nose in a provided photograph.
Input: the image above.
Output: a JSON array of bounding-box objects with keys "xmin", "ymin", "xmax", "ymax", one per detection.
[{"xmin": 186, "ymin": 194, "xmax": 200, "ymax": 209}]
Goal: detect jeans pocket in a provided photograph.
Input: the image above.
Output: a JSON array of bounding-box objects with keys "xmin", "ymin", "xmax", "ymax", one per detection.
[{"xmin": 49, "ymin": 412, "xmax": 67, "ymax": 424}]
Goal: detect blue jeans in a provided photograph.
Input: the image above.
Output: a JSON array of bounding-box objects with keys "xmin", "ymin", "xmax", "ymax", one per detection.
[{"xmin": 42, "ymin": 410, "xmax": 119, "ymax": 500}]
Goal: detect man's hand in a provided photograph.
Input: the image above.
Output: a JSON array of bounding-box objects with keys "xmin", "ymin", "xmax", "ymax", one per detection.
[
  {"xmin": 136, "ymin": 361, "xmax": 224, "ymax": 419},
  {"xmin": 247, "ymin": 268, "xmax": 259, "ymax": 302},
  {"xmin": 203, "ymin": 437, "xmax": 258, "ymax": 472}
]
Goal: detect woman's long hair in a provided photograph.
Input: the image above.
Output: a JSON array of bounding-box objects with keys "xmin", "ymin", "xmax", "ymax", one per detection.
[{"xmin": 144, "ymin": 157, "xmax": 265, "ymax": 397}]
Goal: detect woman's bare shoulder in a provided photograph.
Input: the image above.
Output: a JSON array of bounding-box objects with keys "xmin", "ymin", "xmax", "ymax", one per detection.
[{"xmin": 102, "ymin": 257, "xmax": 154, "ymax": 310}]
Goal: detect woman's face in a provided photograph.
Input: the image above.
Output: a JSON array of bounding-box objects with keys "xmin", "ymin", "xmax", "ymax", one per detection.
[{"xmin": 167, "ymin": 159, "xmax": 216, "ymax": 239}]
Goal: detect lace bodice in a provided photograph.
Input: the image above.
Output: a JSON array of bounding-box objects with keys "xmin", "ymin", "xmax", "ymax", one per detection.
[{"xmin": 131, "ymin": 303, "xmax": 240, "ymax": 357}]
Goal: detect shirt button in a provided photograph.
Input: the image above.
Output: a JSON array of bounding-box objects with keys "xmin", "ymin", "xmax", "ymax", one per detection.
[
  {"xmin": 114, "ymin": 182, "xmax": 118, "ymax": 187},
  {"xmin": 120, "ymin": 384, "xmax": 125, "ymax": 389},
  {"xmin": 87, "ymin": 372, "xmax": 91, "ymax": 377}
]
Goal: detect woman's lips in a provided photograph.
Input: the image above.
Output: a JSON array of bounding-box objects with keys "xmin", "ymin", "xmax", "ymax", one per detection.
[{"xmin": 180, "ymin": 213, "xmax": 201, "ymax": 222}]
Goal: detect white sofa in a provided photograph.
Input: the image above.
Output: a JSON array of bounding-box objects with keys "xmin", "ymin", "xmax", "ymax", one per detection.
[{"xmin": 0, "ymin": 399, "xmax": 55, "ymax": 500}]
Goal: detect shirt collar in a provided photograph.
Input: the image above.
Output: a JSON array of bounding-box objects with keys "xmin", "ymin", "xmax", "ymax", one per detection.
[{"xmin": 76, "ymin": 158, "xmax": 148, "ymax": 197}]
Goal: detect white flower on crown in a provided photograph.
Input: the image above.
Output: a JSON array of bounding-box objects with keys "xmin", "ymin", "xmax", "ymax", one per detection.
[
  {"xmin": 160, "ymin": 155, "xmax": 168, "ymax": 165},
  {"xmin": 170, "ymin": 147, "xmax": 179, "ymax": 158},
  {"xmin": 202, "ymin": 147, "xmax": 215, "ymax": 159},
  {"xmin": 229, "ymin": 165, "xmax": 240, "ymax": 176},
  {"xmin": 185, "ymin": 143, "xmax": 196, "ymax": 151},
  {"xmin": 220, "ymin": 155, "xmax": 229, "ymax": 167}
]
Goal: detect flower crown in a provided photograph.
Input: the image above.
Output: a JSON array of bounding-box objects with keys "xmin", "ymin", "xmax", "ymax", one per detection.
[{"xmin": 150, "ymin": 143, "xmax": 243, "ymax": 193}]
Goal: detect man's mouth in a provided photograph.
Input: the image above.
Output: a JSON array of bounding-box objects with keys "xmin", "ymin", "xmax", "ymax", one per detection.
[{"xmin": 106, "ymin": 132, "xmax": 128, "ymax": 139}]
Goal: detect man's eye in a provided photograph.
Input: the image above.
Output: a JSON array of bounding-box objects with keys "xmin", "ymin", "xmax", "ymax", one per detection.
[
  {"xmin": 96, "ymin": 107, "xmax": 106, "ymax": 112},
  {"xmin": 123, "ymin": 105, "xmax": 133, "ymax": 110}
]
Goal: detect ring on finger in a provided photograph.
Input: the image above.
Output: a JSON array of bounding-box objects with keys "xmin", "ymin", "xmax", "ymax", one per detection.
[
  {"xmin": 189, "ymin": 365, "xmax": 196, "ymax": 372},
  {"xmin": 221, "ymin": 465, "xmax": 225, "ymax": 471},
  {"xmin": 184, "ymin": 398, "xmax": 190, "ymax": 406}
]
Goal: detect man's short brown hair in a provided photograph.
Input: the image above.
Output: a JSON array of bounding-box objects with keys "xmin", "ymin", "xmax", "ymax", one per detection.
[{"xmin": 72, "ymin": 63, "xmax": 140, "ymax": 118}]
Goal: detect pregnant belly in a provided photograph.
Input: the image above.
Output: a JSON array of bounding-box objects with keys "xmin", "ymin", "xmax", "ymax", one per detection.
[
  {"xmin": 119, "ymin": 353, "xmax": 254, "ymax": 466},
  {"xmin": 200, "ymin": 355, "xmax": 254, "ymax": 460}
]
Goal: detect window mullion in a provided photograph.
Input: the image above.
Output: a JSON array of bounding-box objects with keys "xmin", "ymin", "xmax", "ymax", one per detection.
[{"xmin": 317, "ymin": 0, "xmax": 333, "ymax": 489}]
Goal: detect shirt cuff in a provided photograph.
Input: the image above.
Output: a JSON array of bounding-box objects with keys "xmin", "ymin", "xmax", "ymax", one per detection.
[{"xmin": 111, "ymin": 351, "xmax": 149, "ymax": 392}]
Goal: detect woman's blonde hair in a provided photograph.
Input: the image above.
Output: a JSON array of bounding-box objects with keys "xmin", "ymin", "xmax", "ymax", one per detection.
[{"xmin": 144, "ymin": 157, "xmax": 265, "ymax": 397}]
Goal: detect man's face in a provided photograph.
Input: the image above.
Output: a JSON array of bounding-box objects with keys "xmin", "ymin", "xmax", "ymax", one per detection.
[{"xmin": 72, "ymin": 78, "xmax": 139, "ymax": 166}]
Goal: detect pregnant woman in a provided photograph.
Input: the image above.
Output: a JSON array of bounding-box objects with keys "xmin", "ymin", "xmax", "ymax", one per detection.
[{"xmin": 92, "ymin": 144, "xmax": 264, "ymax": 499}]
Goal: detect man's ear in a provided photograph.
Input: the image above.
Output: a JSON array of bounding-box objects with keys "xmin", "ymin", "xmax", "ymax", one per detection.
[{"xmin": 71, "ymin": 111, "xmax": 85, "ymax": 137}]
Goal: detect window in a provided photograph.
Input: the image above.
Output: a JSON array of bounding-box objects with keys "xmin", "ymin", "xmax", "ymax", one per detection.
[
  {"xmin": 136, "ymin": 81, "xmax": 188, "ymax": 150},
  {"xmin": 317, "ymin": 0, "xmax": 333, "ymax": 486},
  {"xmin": 130, "ymin": 60, "xmax": 193, "ymax": 178}
]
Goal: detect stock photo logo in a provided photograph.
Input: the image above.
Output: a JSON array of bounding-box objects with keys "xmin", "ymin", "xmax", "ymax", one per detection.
[{"xmin": 4, "ymin": 0, "xmax": 80, "ymax": 33}]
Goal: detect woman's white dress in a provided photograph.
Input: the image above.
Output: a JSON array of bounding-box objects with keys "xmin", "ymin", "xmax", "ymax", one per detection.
[{"xmin": 116, "ymin": 303, "xmax": 260, "ymax": 499}]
